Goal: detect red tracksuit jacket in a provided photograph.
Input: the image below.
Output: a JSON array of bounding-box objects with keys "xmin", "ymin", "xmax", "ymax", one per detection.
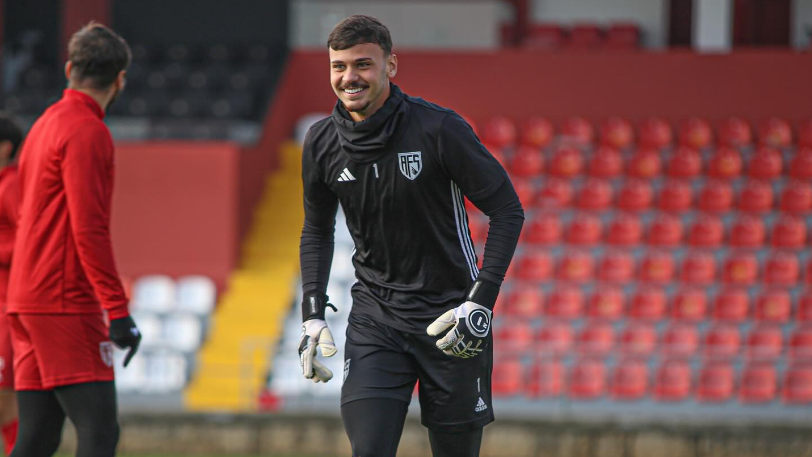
[
  {"xmin": 0, "ymin": 165, "xmax": 19, "ymax": 308},
  {"xmin": 7, "ymin": 89, "xmax": 129, "ymax": 319}
]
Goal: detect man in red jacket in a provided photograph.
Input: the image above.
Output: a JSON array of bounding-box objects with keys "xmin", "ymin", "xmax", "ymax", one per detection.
[
  {"xmin": 7, "ymin": 23, "xmax": 140, "ymax": 457},
  {"xmin": 0, "ymin": 113, "xmax": 22, "ymax": 456}
]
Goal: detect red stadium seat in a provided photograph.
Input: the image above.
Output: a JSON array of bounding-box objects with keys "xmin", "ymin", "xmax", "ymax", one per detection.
[
  {"xmin": 599, "ymin": 117, "xmax": 634, "ymax": 149},
  {"xmin": 597, "ymin": 249, "xmax": 635, "ymax": 283},
  {"xmin": 567, "ymin": 24, "xmax": 603, "ymax": 49},
  {"xmin": 638, "ymin": 117, "xmax": 673, "ymax": 149},
  {"xmin": 504, "ymin": 286, "xmax": 544, "ymax": 318},
  {"xmin": 527, "ymin": 359, "xmax": 563, "ymax": 397},
  {"xmin": 577, "ymin": 178, "xmax": 613, "ymax": 210},
  {"xmin": 782, "ymin": 366, "xmax": 812, "ymax": 404},
  {"xmin": 483, "ymin": 116, "xmax": 517, "ymax": 148},
  {"xmin": 546, "ymin": 285, "xmax": 584, "ymax": 319},
  {"xmin": 737, "ymin": 179, "xmax": 774, "ymax": 213},
  {"xmin": 467, "ymin": 215, "xmax": 487, "ymax": 244},
  {"xmin": 550, "ymin": 146, "xmax": 585, "ymax": 178},
  {"xmin": 678, "ymin": 117, "xmax": 713, "ymax": 149},
  {"xmin": 798, "ymin": 292, "xmax": 812, "ymax": 322},
  {"xmin": 755, "ymin": 289, "xmax": 791, "ymax": 324},
  {"xmin": 565, "ymin": 213, "xmax": 602, "ymax": 245},
  {"xmin": 538, "ymin": 178, "xmax": 574, "ymax": 209},
  {"xmin": 789, "ymin": 327, "xmax": 812, "ymax": 360},
  {"xmin": 757, "ymin": 117, "xmax": 792, "ymax": 148},
  {"xmin": 658, "ymin": 179, "xmax": 693, "ymax": 213},
  {"xmin": 638, "ymin": 250, "xmax": 676, "ymax": 283},
  {"xmin": 627, "ymin": 148, "xmax": 662, "ymax": 179},
  {"xmin": 492, "ymin": 358, "xmax": 524, "ymax": 397},
  {"xmin": 704, "ymin": 325, "xmax": 741, "ymax": 359},
  {"xmin": 688, "ymin": 215, "xmax": 724, "ymax": 248},
  {"xmin": 789, "ymin": 148, "xmax": 812, "ymax": 180},
  {"xmin": 717, "ymin": 117, "xmax": 753, "ymax": 148},
  {"xmin": 654, "ymin": 360, "xmax": 693, "ymax": 401},
  {"xmin": 729, "ymin": 215, "xmax": 766, "ymax": 248},
  {"xmin": 629, "ymin": 287, "xmax": 667, "ymax": 320},
  {"xmin": 495, "ymin": 321, "xmax": 534, "ymax": 353},
  {"xmin": 707, "ymin": 146, "xmax": 743, "ymax": 180},
  {"xmin": 569, "ymin": 359, "xmax": 607, "ymax": 399},
  {"xmin": 799, "ymin": 119, "xmax": 812, "ymax": 148},
  {"xmin": 746, "ymin": 326, "xmax": 783, "ymax": 360},
  {"xmin": 515, "ymin": 179, "xmax": 538, "ymax": 209},
  {"xmin": 524, "ymin": 24, "xmax": 566, "ymax": 49},
  {"xmin": 771, "ymin": 215, "xmax": 806, "ymax": 249},
  {"xmin": 560, "ymin": 116, "xmax": 594, "ymax": 146},
  {"xmin": 524, "ymin": 212, "xmax": 562, "ymax": 244},
  {"xmin": 723, "ymin": 252, "xmax": 758, "ymax": 285},
  {"xmin": 536, "ymin": 322, "xmax": 574, "ymax": 355},
  {"xmin": 619, "ymin": 324, "xmax": 657, "ymax": 356},
  {"xmin": 739, "ymin": 364, "xmax": 778, "ymax": 403},
  {"xmin": 661, "ymin": 324, "xmax": 700, "ymax": 357},
  {"xmin": 588, "ymin": 146, "xmax": 623, "ymax": 178},
  {"xmin": 763, "ymin": 251, "xmax": 799, "ymax": 286},
  {"xmin": 671, "ymin": 288, "xmax": 708, "ymax": 321},
  {"xmin": 807, "ymin": 258, "xmax": 812, "ymax": 285},
  {"xmin": 515, "ymin": 250, "xmax": 554, "ymax": 282},
  {"xmin": 647, "ymin": 214, "xmax": 683, "ymax": 247},
  {"xmin": 667, "ymin": 146, "xmax": 702, "ymax": 179},
  {"xmin": 577, "ymin": 323, "xmax": 615, "ymax": 355},
  {"xmin": 605, "ymin": 23, "xmax": 640, "ymax": 50},
  {"xmin": 747, "ymin": 147, "xmax": 783, "ymax": 180},
  {"xmin": 520, "ymin": 116, "xmax": 554, "ymax": 148},
  {"xmin": 611, "ymin": 359, "xmax": 649, "ymax": 400},
  {"xmin": 557, "ymin": 250, "xmax": 594, "ymax": 283},
  {"xmin": 509, "ymin": 145, "xmax": 544, "ymax": 178},
  {"xmin": 779, "ymin": 181, "xmax": 812, "ymax": 214},
  {"xmin": 616, "ymin": 179, "xmax": 653, "ymax": 212},
  {"xmin": 696, "ymin": 363, "xmax": 735, "ymax": 402},
  {"xmin": 679, "ymin": 251, "xmax": 716, "ymax": 285},
  {"xmin": 606, "ymin": 213, "xmax": 643, "ymax": 246},
  {"xmin": 712, "ymin": 288, "xmax": 750, "ymax": 322},
  {"xmin": 697, "ymin": 180, "xmax": 734, "ymax": 213},
  {"xmin": 586, "ymin": 286, "xmax": 625, "ymax": 321}
]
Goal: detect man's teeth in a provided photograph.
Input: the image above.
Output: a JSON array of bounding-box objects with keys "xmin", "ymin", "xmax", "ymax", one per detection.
[{"xmin": 344, "ymin": 87, "xmax": 364, "ymax": 94}]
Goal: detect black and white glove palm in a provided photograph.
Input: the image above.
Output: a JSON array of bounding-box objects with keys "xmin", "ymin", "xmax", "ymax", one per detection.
[
  {"xmin": 427, "ymin": 301, "xmax": 493, "ymax": 359},
  {"xmin": 298, "ymin": 319, "xmax": 337, "ymax": 383}
]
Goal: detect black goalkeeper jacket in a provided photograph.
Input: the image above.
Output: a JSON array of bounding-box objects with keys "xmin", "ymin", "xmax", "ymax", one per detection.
[{"xmin": 300, "ymin": 83, "xmax": 524, "ymax": 333}]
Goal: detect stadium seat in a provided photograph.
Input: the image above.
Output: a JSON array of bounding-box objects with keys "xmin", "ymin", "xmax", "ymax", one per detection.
[
  {"xmin": 565, "ymin": 213, "xmax": 602, "ymax": 245},
  {"xmin": 524, "ymin": 212, "xmax": 562, "ymax": 245},
  {"xmin": 763, "ymin": 251, "xmax": 800, "ymax": 286},
  {"xmin": 599, "ymin": 117, "xmax": 634, "ymax": 149},
  {"xmin": 717, "ymin": 117, "xmax": 753, "ymax": 148},
  {"xmin": 520, "ymin": 116, "xmax": 555, "ymax": 148},
  {"xmin": 679, "ymin": 251, "xmax": 716, "ymax": 284},
  {"xmin": 512, "ymin": 178, "xmax": 536, "ymax": 208},
  {"xmin": 597, "ymin": 249, "xmax": 636, "ymax": 283},
  {"xmin": 175, "ymin": 275, "xmax": 217, "ymax": 315},
  {"xmin": 492, "ymin": 358, "xmax": 524, "ymax": 396},
  {"xmin": 132, "ymin": 275, "xmax": 176, "ymax": 314},
  {"xmin": 557, "ymin": 250, "xmax": 594, "ymax": 283},
  {"xmin": 560, "ymin": 116, "xmax": 594, "ymax": 146},
  {"xmin": 658, "ymin": 179, "xmax": 693, "ymax": 213},
  {"xmin": 504, "ymin": 286, "xmax": 544, "ymax": 318},
  {"xmin": 698, "ymin": 180, "xmax": 734, "ymax": 213},
  {"xmin": 747, "ymin": 147, "xmax": 783, "ymax": 180},
  {"xmin": 678, "ymin": 117, "xmax": 713, "ymax": 149},
  {"xmin": 468, "ymin": 216, "xmax": 487, "ymax": 244},
  {"xmin": 616, "ymin": 179, "xmax": 653, "ymax": 212},
  {"xmin": 638, "ymin": 250, "xmax": 676, "ymax": 283},
  {"xmin": 688, "ymin": 215, "xmax": 724, "ymax": 248},
  {"xmin": 667, "ymin": 147, "xmax": 703, "ymax": 179},
  {"xmin": 619, "ymin": 324, "xmax": 657, "ymax": 356},
  {"xmin": 729, "ymin": 215, "xmax": 766, "ymax": 248},
  {"xmin": 569, "ymin": 359, "xmax": 607, "ymax": 399},
  {"xmin": 605, "ymin": 23, "xmax": 641, "ymax": 50},
  {"xmin": 654, "ymin": 360, "xmax": 693, "ymax": 401},
  {"xmin": 771, "ymin": 215, "xmax": 806, "ymax": 248},
  {"xmin": 483, "ymin": 116, "xmax": 518, "ymax": 148},
  {"xmin": 545, "ymin": 285, "xmax": 584, "ymax": 319},
  {"xmin": 515, "ymin": 250, "xmax": 554, "ymax": 281},
  {"xmin": 661, "ymin": 324, "xmax": 700, "ymax": 357},
  {"xmin": 723, "ymin": 252, "xmax": 758, "ymax": 285},
  {"xmin": 611, "ymin": 359, "xmax": 649, "ymax": 400},
  {"xmin": 586, "ymin": 286, "xmax": 625, "ymax": 321},
  {"xmin": 607, "ymin": 213, "xmax": 643, "ymax": 246},
  {"xmin": 629, "ymin": 287, "xmax": 667, "ymax": 321},
  {"xmin": 671, "ymin": 288, "xmax": 708, "ymax": 320},
  {"xmin": 757, "ymin": 117, "xmax": 792, "ymax": 148},
  {"xmin": 577, "ymin": 323, "xmax": 615, "ymax": 355},
  {"xmin": 737, "ymin": 179, "xmax": 774, "ymax": 213},
  {"xmin": 134, "ymin": 313, "xmax": 163, "ymax": 349},
  {"xmin": 495, "ymin": 321, "xmax": 534, "ymax": 353},
  {"xmin": 799, "ymin": 119, "xmax": 812, "ymax": 148},
  {"xmin": 707, "ymin": 146, "xmax": 743, "ymax": 180},
  {"xmin": 647, "ymin": 214, "xmax": 683, "ymax": 247},
  {"xmin": 536, "ymin": 322, "xmax": 574, "ymax": 355},
  {"xmin": 527, "ymin": 359, "xmax": 563, "ymax": 397},
  {"xmin": 509, "ymin": 145, "xmax": 544, "ymax": 178},
  {"xmin": 577, "ymin": 178, "xmax": 613, "ymax": 210},
  {"xmin": 550, "ymin": 146, "xmax": 585, "ymax": 178},
  {"xmin": 538, "ymin": 178, "xmax": 574, "ymax": 209},
  {"xmin": 782, "ymin": 366, "xmax": 812, "ymax": 404},
  {"xmin": 739, "ymin": 364, "xmax": 778, "ymax": 403},
  {"xmin": 746, "ymin": 326, "xmax": 783, "ymax": 360},
  {"xmin": 588, "ymin": 146, "xmax": 623, "ymax": 178},
  {"xmin": 696, "ymin": 363, "xmax": 735, "ymax": 402},
  {"xmin": 637, "ymin": 117, "xmax": 673, "ymax": 149},
  {"xmin": 798, "ymin": 292, "xmax": 812, "ymax": 322},
  {"xmin": 567, "ymin": 24, "xmax": 604, "ymax": 49},
  {"xmin": 754, "ymin": 289, "xmax": 792, "ymax": 323},
  {"xmin": 789, "ymin": 148, "xmax": 812, "ymax": 180},
  {"xmin": 164, "ymin": 313, "xmax": 204, "ymax": 352},
  {"xmin": 789, "ymin": 326, "xmax": 812, "ymax": 360},
  {"xmin": 712, "ymin": 288, "xmax": 750, "ymax": 322},
  {"xmin": 779, "ymin": 181, "xmax": 812, "ymax": 214},
  {"xmin": 524, "ymin": 24, "xmax": 567, "ymax": 49},
  {"xmin": 627, "ymin": 148, "xmax": 662, "ymax": 179}
]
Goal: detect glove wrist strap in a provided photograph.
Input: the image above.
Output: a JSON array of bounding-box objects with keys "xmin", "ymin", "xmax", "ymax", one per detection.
[
  {"xmin": 467, "ymin": 278, "xmax": 500, "ymax": 311},
  {"xmin": 301, "ymin": 292, "xmax": 336, "ymax": 321}
]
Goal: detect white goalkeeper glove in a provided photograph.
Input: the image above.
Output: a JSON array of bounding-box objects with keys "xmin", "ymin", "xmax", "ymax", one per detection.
[
  {"xmin": 298, "ymin": 318, "xmax": 337, "ymax": 382},
  {"xmin": 427, "ymin": 301, "xmax": 493, "ymax": 358}
]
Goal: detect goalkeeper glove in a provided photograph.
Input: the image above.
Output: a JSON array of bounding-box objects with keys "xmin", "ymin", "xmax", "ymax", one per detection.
[
  {"xmin": 427, "ymin": 279, "xmax": 498, "ymax": 359},
  {"xmin": 298, "ymin": 293, "xmax": 338, "ymax": 382},
  {"xmin": 109, "ymin": 316, "xmax": 141, "ymax": 367}
]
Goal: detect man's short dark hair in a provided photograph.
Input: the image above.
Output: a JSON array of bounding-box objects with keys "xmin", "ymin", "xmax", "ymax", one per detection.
[
  {"xmin": 68, "ymin": 22, "xmax": 132, "ymax": 89},
  {"xmin": 327, "ymin": 15, "xmax": 393, "ymax": 55},
  {"xmin": 0, "ymin": 113, "xmax": 23, "ymax": 160}
]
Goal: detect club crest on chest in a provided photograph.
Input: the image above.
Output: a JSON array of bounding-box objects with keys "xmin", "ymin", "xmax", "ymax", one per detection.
[{"xmin": 398, "ymin": 151, "xmax": 422, "ymax": 180}]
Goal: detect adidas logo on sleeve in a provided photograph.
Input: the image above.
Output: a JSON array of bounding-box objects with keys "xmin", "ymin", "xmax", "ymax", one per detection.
[
  {"xmin": 337, "ymin": 168, "xmax": 356, "ymax": 182},
  {"xmin": 475, "ymin": 397, "xmax": 488, "ymax": 412}
]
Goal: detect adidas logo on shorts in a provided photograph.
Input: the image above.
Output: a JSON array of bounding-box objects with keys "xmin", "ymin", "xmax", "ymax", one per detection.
[{"xmin": 475, "ymin": 397, "xmax": 488, "ymax": 413}]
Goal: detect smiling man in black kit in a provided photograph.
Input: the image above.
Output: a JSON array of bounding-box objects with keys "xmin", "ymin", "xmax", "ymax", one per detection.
[{"xmin": 297, "ymin": 15, "xmax": 524, "ymax": 457}]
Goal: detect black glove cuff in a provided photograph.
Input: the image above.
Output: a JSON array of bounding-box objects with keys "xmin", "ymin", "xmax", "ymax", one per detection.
[
  {"xmin": 301, "ymin": 292, "xmax": 337, "ymax": 321},
  {"xmin": 467, "ymin": 278, "xmax": 500, "ymax": 311}
]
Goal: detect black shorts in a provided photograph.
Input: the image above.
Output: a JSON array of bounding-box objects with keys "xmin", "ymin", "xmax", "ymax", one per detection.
[{"xmin": 341, "ymin": 312, "xmax": 494, "ymax": 432}]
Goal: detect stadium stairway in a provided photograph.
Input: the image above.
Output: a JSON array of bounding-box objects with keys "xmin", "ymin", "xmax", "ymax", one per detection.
[{"xmin": 185, "ymin": 142, "xmax": 303, "ymax": 411}]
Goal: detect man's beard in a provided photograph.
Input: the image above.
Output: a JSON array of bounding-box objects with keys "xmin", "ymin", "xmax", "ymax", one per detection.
[{"xmin": 105, "ymin": 84, "xmax": 122, "ymax": 111}]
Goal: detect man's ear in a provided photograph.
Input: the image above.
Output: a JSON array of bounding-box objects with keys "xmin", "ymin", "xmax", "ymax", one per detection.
[{"xmin": 388, "ymin": 53, "xmax": 398, "ymax": 78}]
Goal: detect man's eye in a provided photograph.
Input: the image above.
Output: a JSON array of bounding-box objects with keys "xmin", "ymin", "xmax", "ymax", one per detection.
[
  {"xmin": 358, "ymin": 63, "xmax": 369, "ymax": 68},
  {"xmin": 333, "ymin": 65, "xmax": 345, "ymax": 70}
]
